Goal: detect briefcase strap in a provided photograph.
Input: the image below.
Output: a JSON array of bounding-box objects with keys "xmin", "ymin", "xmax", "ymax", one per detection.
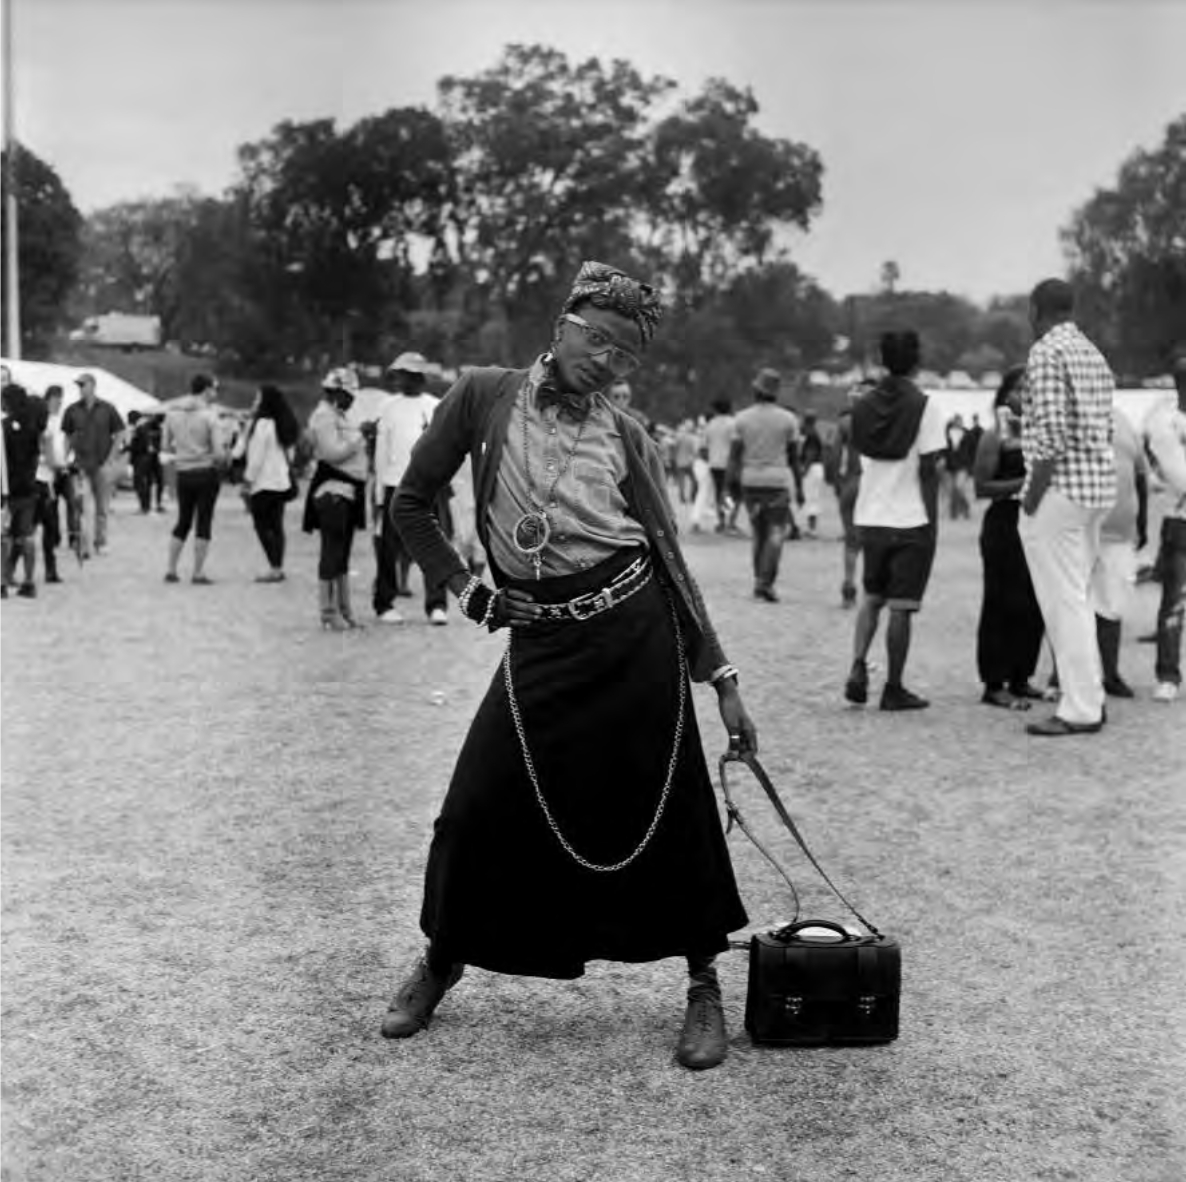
[{"xmin": 718, "ymin": 748, "xmax": 882, "ymax": 939}]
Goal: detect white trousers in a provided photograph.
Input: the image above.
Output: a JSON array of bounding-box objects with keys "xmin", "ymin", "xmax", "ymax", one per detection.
[
  {"xmin": 1091, "ymin": 538, "xmax": 1137, "ymax": 622},
  {"xmin": 802, "ymin": 462, "xmax": 826, "ymax": 520},
  {"xmin": 1020, "ymin": 489, "xmax": 1107, "ymax": 724}
]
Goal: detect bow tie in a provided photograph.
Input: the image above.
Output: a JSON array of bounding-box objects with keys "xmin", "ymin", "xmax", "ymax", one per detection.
[{"xmin": 536, "ymin": 385, "xmax": 594, "ymax": 422}]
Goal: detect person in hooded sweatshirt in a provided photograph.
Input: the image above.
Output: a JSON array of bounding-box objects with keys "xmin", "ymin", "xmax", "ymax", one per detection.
[
  {"xmin": 162, "ymin": 373, "xmax": 225, "ymax": 584},
  {"xmin": 844, "ymin": 330, "xmax": 946, "ymax": 711}
]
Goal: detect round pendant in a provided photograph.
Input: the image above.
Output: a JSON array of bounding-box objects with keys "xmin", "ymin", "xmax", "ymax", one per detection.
[{"xmin": 513, "ymin": 511, "xmax": 551, "ymax": 555}]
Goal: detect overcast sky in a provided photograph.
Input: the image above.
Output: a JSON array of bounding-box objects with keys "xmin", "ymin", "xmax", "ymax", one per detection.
[{"xmin": 9, "ymin": 0, "xmax": 1185, "ymax": 302}]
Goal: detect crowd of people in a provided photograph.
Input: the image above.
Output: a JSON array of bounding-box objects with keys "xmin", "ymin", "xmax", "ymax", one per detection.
[
  {"xmin": 2, "ymin": 264, "xmax": 1183, "ymax": 1072},
  {"xmin": 2, "ymin": 284, "xmax": 1183, "ymax": 724}
]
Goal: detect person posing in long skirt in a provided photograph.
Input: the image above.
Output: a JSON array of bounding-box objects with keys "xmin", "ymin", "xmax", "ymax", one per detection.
[
  {"xmin": 302, "ymin": 369, "xmax": 369, "ymax": 630},
  {"xmin": 237, "ymin": 384, "xmax": 301, "ymax": 583},
  {"xmin": 973, "ymin": 367, "xmax": 1046, "ymax": 708},
  {"xmin": 386, "ymin": 261, "xmax": 760, "ymax": 1072}
]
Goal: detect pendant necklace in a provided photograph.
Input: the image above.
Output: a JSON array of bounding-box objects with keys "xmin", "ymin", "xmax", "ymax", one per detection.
[{"xmin": 511, "ymin": 378, "xmax": 589, "ymax": 579}]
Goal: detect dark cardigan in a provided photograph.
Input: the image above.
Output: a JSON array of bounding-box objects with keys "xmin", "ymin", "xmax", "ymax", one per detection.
[{"xmin": 392, "ymin": 366, "xmax": 730, "ymax": 682}]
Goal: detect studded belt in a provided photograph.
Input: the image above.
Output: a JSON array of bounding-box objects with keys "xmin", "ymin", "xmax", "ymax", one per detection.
[{"xmin": 534, "ymin": 553, "xmax": 652, "ymax": 622}]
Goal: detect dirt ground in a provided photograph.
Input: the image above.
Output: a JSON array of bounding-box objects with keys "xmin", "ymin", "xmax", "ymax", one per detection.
[{"xmin": 2, "ymin": 484, "xmax": 1183, "ymax": 1182}]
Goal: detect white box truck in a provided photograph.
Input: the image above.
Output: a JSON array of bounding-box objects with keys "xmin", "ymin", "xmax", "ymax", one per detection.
[{"xmin": 69, "ymin": 313, "xmax": 163, "ymax": 351}]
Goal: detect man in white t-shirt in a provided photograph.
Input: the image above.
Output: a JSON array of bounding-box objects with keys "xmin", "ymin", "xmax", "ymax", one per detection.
[
  {"xmin": 704, "ymin": 400, "xmax": 738, "ymax": 532},
  {"xmin": 373, "ymin": 353, "xmax": 447, "ymax": 624},
  {"xmin": 844, "ymin": 331, "xmax": 945, "ymax": 710}
]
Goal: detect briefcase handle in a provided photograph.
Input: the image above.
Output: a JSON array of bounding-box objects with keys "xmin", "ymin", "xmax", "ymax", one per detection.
[
  {"xmin": 771, "ymin": 920, "xmax": 857, "ymax": 944},
  {"xmin": 719, "ymin": 744, "xmax": 882, "ymax": 939}
]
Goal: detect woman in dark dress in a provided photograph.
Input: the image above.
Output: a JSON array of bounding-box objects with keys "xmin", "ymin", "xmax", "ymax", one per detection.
[
  {"xmin": 384, "ymin": 262, "xmax": 758, "ymax": 1071},
  {"xmin": 973, "ymin": 366, "xmax": 1046, "ymax": 707}
]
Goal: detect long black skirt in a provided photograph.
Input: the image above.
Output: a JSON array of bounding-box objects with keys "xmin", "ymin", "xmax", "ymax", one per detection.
[
  {"xmin": 977, "ymin": 499, "xmax": 1045, "ymax": 690},
  {"xmin": 419, "ymin": 546, "xmax": 748, "ymax": 979}
]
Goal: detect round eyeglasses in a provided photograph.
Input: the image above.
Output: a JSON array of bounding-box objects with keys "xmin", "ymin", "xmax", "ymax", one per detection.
[{"xmin": 562, "ymin": 313, "xmax": 641, "ymax": 377}]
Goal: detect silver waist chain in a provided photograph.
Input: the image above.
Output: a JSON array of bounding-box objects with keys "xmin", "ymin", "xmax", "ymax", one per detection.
[{"xmin": 502, "ymin": 593, "xmax": 687, "ymax": 872}]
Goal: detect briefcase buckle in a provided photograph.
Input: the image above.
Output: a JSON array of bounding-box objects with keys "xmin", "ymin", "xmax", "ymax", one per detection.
[
  {"xmin": 783, "ymin": 996, "xmax": 803, "ymax": 1017},
  {"xmin": 858, "ymin": 995, "xmax": 877, "ymax": 1016}
]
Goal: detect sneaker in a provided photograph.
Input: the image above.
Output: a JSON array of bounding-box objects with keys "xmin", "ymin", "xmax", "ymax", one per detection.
[
  {"xmin": 164, "ymin": 572, "xmax": 180, "ymax": 584},
  {"xmin": 377, "ymin": 608, "xmax": 406, "ymax": 625},
  {"xmin": 844, "ymin": 660, "xmax": 869, "ymax": 705},
  {"xmin": 17, "ymin": 582, "xmax": 36, "ymax": 599},
  {"xmin": 880, "ymin": 684, "xmax": 930, "ymax": 711},
  {"xmin": 1153, "ymin": 682, "xmax": 1179, "ymax": 703},
  {"xmin": 429, "ymin": 607, "xmax": 448, "ymax": 626},
  {"xmin": 753, "ymin": 586, "xmax": 779, "ymax": 603}
]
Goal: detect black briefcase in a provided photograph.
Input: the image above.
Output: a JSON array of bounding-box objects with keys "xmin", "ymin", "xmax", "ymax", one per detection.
[
  {"xmin": 719, "ymin": 748, "xmax": 901, "ymax": 1047},
  {"xmin": 745, "ymin": 920, "xmax": 900, "ymax": 1045}
]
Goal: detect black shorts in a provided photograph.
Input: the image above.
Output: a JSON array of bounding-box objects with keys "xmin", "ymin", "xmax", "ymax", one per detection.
[
  {"xmin": 859, "ymin": 525, "xmax": 935, "ymax": 611},
  {"xmin": 4, "ymin": 493, "xmax": 39, "ymax": 543}
]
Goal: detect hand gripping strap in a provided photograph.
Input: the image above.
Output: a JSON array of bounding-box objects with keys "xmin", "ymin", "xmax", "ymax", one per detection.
[{"xmin": 718, "ymin": 748, "xmax": 882, "ymax": 938}]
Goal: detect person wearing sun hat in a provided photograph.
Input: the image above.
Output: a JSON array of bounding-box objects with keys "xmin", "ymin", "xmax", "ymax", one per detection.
[
  {"xmin": 382, "ymin": 260, "xmax": 759, "ymax": 1071},
  {"xmin": 303, "ymin": 367, "xmax": 369, "ymax": 630},
  {"xmin": 372, "ymin": 351, "xmax": 449, "ymax": 625}
]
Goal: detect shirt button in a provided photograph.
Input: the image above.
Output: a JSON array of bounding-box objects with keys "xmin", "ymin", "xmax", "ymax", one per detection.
[
  {"xmin": 656, "ymin": 529, "xmax": 665, "ymax": 537},
  {"xmin": 546, "ymin": 463, "xmax": 556, "ymax": 472}
]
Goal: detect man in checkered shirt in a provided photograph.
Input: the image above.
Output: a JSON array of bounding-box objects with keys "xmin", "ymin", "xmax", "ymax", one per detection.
[{"xmin": 1019, "ymin": 278, "xmax": 1117, "ymax": 736}]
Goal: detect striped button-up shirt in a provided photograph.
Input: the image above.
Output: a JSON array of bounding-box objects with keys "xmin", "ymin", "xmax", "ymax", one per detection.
[
  {"xmin": 1021, "ymin": 321, "xmax": 1116, "ymax": 508},
  {"xmin": 487, "ymin": 358, "xmax": 649, "ymax": 578}
]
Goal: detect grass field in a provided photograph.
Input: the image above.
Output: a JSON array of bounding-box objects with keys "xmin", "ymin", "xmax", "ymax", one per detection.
[{"xmin": 2, "ymin": 487, "xmax": 1183, "ymax": 1182}]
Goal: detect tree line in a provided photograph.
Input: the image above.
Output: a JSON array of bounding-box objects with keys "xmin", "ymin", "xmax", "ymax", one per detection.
[{"xmin": 2, "ymin": 45, "xmax": 1182, "ymax": 419}]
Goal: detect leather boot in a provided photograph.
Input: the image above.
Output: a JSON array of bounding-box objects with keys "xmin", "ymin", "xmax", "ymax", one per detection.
[
  {"xmin": 380, "ymin": 954, "xmax": 465, "ymax": 1039},
  {"xmin": 676, "ymin": 959, "xmax": 727, "ymax": 1070},
  {"xmin": 1096, "ymin": 614, "xmax": 1134, "ymax": 698},
  {"xmin": 336, "ymin": 575, "xmax": 363, "ymax": 629},
  {"xmin": 319, "ymin": 580, "xmax": 347, "ymax": 631}
]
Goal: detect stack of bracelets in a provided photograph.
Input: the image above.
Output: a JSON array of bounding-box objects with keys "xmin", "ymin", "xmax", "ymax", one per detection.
[
  {"xmin": 457, "ymin": 576, "xmax": 500, "ymax": 629},
  {"xmin": 709, "ymin": 663, "xmax": 740, "ymax": 687}
]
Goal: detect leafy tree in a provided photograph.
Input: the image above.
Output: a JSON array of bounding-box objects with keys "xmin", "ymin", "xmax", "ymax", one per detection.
[
  {"xmin": 437, "ymin": 44, "xmax": 674, "ymax": 359},
  {"xmin": 1063, "ymin": 113, "xmax": 1186, "ymax": 376},
  {"xmin": 649, "ymin": 78, "xmax": 823, "ymax": 301},
  {"xmin": 74, "ymin": 188, "xmax": 206, "ymax": 338},
  {"xmin": 1, "ymin": 142, "xmax": 83, "ymax": 354},
  {"xmin": 234, "ymin": 108, "xmax": 456, "ymax": 363}
]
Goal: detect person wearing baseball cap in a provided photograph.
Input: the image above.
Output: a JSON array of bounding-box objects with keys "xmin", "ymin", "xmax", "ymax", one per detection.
[
  {"xmin": 729, "ymin": 366, "xmax": 803, "ymax": 602},
  {"xmin": 59, "ymin": 371, "xmax": 127, "ymax": 559},
  {"xmin": 302, "ymin": 367, "xmax": 369, "ymax": 630},
  {"xmin": 372, "ymin": 352, "xmax": 449, "ymax": 625}
]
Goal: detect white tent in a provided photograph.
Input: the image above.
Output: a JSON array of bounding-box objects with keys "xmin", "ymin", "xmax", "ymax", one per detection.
[
  {"xmin": 921, "ymin": 387, "xmax": 1163, "ymax": 434},
  {"xmin": 1, "ymin": 357, "xmax": 162, "ymax": 419}
]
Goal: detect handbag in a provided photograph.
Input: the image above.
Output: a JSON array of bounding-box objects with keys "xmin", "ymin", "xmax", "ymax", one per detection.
[{"xmin": 719, "ymin": 747, "xmax": 900, "ymax": 1046}]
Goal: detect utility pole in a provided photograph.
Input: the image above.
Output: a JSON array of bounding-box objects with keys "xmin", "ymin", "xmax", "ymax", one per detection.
[{"xmin": 2, "ymin": 0, "xmax": 20, "ymax": 358}]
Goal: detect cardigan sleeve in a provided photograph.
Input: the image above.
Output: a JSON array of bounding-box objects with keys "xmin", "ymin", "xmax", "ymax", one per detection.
[
  {"xmin": 391, "ymin": 371, "xmax": 477, "ymax": 587},
  {"xmin": 618, "ymin": 415, "xmax": 729, "ymax": 683}
]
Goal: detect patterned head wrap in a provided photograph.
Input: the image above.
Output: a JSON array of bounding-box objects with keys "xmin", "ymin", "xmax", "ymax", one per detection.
[{"xmin": 561, "ymin": 261, "xmax": 663, "ymax": 347}]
